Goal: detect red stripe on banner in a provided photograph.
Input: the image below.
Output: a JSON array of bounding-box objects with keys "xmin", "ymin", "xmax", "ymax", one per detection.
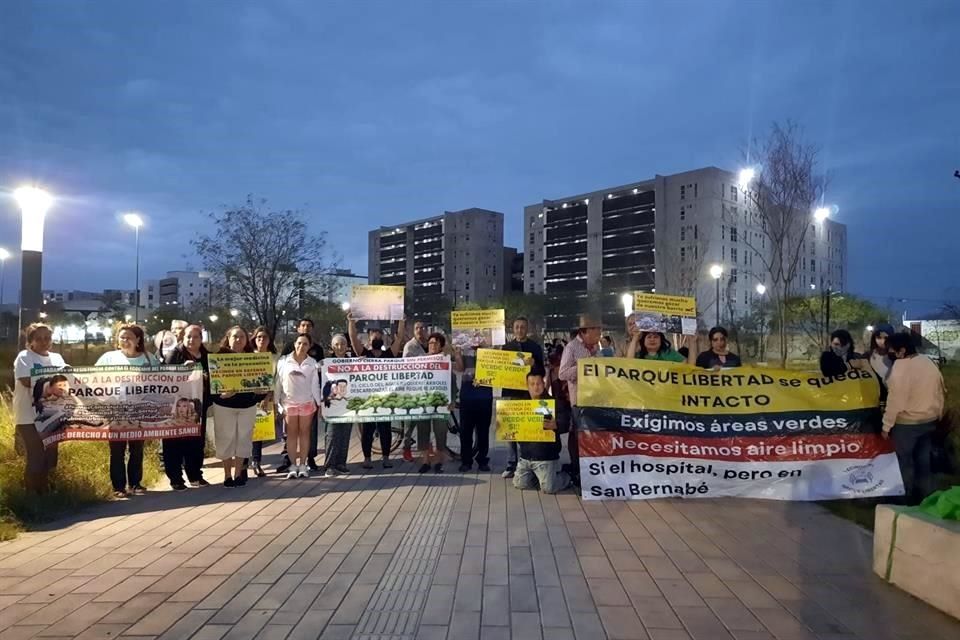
[{"xmin": 578, "ymin": 431, "xmax": 894, "ymax": 462}]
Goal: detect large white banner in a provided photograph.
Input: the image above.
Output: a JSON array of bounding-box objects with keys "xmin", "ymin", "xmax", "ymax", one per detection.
[{"xmin": 320, "ymin": 355, "xmax": 452, "ymax": 423}]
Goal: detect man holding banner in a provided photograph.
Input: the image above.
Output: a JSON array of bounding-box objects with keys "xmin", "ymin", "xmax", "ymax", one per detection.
[{"xmin": 500, "ymin": 316, "xmax": 544, "ymax": 479}]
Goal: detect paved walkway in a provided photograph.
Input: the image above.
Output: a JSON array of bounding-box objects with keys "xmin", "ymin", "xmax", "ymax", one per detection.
[{"xmin": 1, "ymin": 434, "xmax": 958, "ymax": 640}]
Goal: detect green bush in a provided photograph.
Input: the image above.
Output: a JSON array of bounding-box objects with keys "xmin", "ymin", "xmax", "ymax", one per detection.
[{"xmin": 0, "ymin": 395, "xmax": 163, "ymax": 541}]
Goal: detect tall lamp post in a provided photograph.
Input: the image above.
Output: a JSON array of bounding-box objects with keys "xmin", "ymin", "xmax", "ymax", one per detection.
[
  {"xmin": 123, "ymin": 213, "xmax": 144, "ymax": 323},
  {"xmin": 13, "ymin": 187, "xmax": 53, "ymax": 335},
  {"xmin": 0, "ymin": 247, "xmax": 9, "ymax": 307},
  {"xmin": 621, "ymin": 293, "xmax": 633, "ymax": 317},
  {"xmin": 755, "ymin": 283, "xmax": 767, "ymax": 362},
  {"xmin": 709, "ymin": 264, "xmax": 723, "ymax": 326}
]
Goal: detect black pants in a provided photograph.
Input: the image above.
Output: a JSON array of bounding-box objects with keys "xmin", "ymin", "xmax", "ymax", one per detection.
[
  {"xmin": 568, "ymin": 408, "xmax": 580, "ymax": 475},
  {"xmin": 163, "ymin": 434, "xmax": 205, "ymax": 485},
  {"xmin": 361, "ymin": 422, "xmax": 391, "ymax": 459},
  {"xmin": 890, "ymin": 422, "xmax": 936, "ymax": 502},
  {"xmin": 459, "ymin": 400, "xmax": 493, "ymax": 466},
  {"xmin": 110, "ymin": 440, "xmax": 144, "ymax": 492}
]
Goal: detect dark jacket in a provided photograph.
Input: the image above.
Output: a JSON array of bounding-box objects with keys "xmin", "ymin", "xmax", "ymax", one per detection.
[
  {"xmin": 820, "ymin": 349, "xmax": 863, "ymax": 378},
  {"xmin": 518, "ymin": 392, "xmax": 570, "ymax": 462},
  {"xmin": 165, "ymin": 344, "xmax": 211, "ymax": 426},
  {"xmin": 501, "ymin": 338, "xmax": 545, "ymax": 399},
  {"xmin": 211, "ymin": 348, "xmax": 267, "ymax": 409},
  {"xmin": 695, "ymin": 350, "xmax": 742, "ymax": 369}
]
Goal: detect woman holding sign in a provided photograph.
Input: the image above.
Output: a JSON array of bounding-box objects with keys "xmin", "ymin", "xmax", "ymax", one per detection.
[
  {"xmin": 320, "ymin": 334, "xmax": 354, "ymax": 476},
  {"xmin": 13, "ymin": 323, "xmax": 67, "ymax": 494},
  {"xmin": 623, "ymin": 327, "xmax": 695, "ymax": 364},
  {"xmin": 211, "ymin": 326, "xmax": 263, "ymax": 488},
  {"xmin": 417, "ymin": 333, "xmax": 463, "ymax": 474},
  {"xmin": 246, "ymin": 326, "xmax": 278, "ymax": 479},
  {"xmin": 276, "ymin": 334, "xmax": 323, "ymax": 479},
  {"xmin": 162, "ymin": 324, "xmax": 211, "ymax": 490},
  {"xmin": 96, "ymin": 325, "xmax": 159, "ymax": 498}
]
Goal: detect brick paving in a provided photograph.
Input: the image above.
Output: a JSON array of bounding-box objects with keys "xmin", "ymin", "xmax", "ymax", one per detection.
[{"xmin": 1, "ymin": 431, "xmax": 958, "ymax": 640}]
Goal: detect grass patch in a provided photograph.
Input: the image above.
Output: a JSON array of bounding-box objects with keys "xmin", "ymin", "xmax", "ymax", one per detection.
[{"xmin": 0, "ymin": 395, "xmax": 163, "ymax": 541}]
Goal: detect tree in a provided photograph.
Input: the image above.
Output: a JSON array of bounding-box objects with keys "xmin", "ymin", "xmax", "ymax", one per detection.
[
  {"xmin": 783, "ymin": 293, "xmax": 889, "ymax": 357},
  {"xmin": 192, "ymin": 196, "xmax": 339, "ymax": 338},
  {"xmin": 741, "ymin": 122, "xmax": 827, "ymax": 366},
  {"xmin": 98, "ymin": 291, "xmax": 130, "ymax": 324}
]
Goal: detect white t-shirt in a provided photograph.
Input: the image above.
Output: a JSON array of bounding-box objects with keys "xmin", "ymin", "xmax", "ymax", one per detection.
[
  {"xmin": 94, "ymin": 351, "xmax": 159, "ymax": 366},
  {"xmin": 13, "ymin": 349, "xmax": 67, "ymax": 425}
]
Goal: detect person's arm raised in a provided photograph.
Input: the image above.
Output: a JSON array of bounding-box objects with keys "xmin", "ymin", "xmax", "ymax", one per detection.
[{"xmin": 347, "ymin": 312, "xmax": 364, "ymax": 356}]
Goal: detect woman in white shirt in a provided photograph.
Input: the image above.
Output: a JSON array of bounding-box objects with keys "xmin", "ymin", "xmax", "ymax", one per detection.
[
  {"xmin": 13, "ymin": 323, "xmax": 67, "ymax": 494},
  {"xmin": 275, "ymin": 333, "xmax": 322, "ymax": 479},
  {"xmin": 95, "ymin": 324, "xmax": 159, "ymax": 499}
]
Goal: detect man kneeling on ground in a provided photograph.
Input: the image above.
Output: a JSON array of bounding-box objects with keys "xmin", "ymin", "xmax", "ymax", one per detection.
[{"xmin": 508, "ymin": 368, "xmax": 571, "ymax": 494}]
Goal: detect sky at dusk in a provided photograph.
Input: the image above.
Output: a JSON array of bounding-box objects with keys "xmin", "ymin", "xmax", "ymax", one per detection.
[{"xmin": 1, "ymin": 0, "xmax": 958, "ymax": 315}]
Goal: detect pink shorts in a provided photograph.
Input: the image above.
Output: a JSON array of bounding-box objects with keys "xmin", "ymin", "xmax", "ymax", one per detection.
[{"xmin": 285, "ymin": 402, "xmax": 316, "ymax": 417}]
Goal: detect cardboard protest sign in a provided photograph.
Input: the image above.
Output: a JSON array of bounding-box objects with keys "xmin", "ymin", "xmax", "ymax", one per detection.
[
  {"xmin": 576, "ymin": 358, "xmax": 903, "ymax": 501},
  {"xmin": 30, "ymin": 364, "xmax": 203, "ymax": 446},
  {"xmin": 632, "ymin": 293, "xmax": 698, "ymax": 335},
  {"xmin": 350, "ymin": 285, "xmax": 405, "ymax": 321},
  {"xmin": 495, "ymin": 399, "xmax": 557, "ymax": 442},
  {"xmin": 474, "ymin": 348, "xmax": 533, "ymax": 390},
  {"xmin": 451, "ymin": 309, "xmax": 506, "ymax": 350},
  {"xmin": 208, "ymin": 352, "xmax": 275, "ymax": 393}
]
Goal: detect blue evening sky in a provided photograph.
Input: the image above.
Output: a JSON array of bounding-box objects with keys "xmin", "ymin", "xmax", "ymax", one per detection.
[{"xmin": 1, "ymin": 0, "xmax": 958, "ymax": 313}]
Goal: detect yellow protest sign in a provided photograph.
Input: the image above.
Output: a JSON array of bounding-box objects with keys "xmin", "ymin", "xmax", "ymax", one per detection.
[
  {"xmin": 208, "ymin": 352, "xmax": 275, "ymax": 393},
  {"xmin": 253, "ymin": 411, "xmax": 275, "ymax": 442},
  {"xmin": 350, "ymin": 285, "xmax": 405, "ymax": 320},
  {"xmin": 474, "ymin": 348, "xmax": 533, "ymax": 390},
  {"xmin": 451, "ymin": 309, "xmax": 506, "ymax": 348},
  {"xmin": 495, "ymin": 399, "xmax": 557, "ymax": 442},
  {"xmin": 577, "ymin": 358, "xmax": 880, "ymax": 415}
]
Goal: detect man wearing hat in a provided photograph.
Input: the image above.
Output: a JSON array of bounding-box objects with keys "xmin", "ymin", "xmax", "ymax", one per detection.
[{"xmin": 558, "ymin": 314, "xmax": 602, "ymax": 486}]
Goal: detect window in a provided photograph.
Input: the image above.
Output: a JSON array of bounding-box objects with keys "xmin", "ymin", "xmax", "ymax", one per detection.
[
  {"xmin": 528, "ymin": 251, "xmax": 533, "ymax": 261},
  {"xmin": 680, "ymin": 207, "xmax": 686, "ymax": 220},
  {"xmin": 810, "ymin": 259, "xmax": 816, "ymax": 271},
  {"xmin": 722, "ymin": 225, "xmax": 725, "ymax": 240},
  {"xmin": 730, "ymin": 186, "xmax": 738, "ymax": 202},
  {"xmin": 680, "ymin": 185, "xmax": 686, "ymax": 200},
  {"xmin": 466, "ymin": 221, "xmax": 471, "ymax": 229},
  {"xmin": 731, "ymin": 247, "xmax": 738, "ymax": 263},
  {"xmin": 529, "ymin": 284, "xmax": 534, "ymax": 292},
  {"xmin": 680, "ymin": 227, "xmax": 686, "ymax": 241},
  {"xmin": 465, "ymin": 282, "xmax": 470, "ymax": 290},
  {"xmin": 693, "ymin": 183, "xmax": 698, "ymax": 198},
  {"xmin": 694, "ymin": 225, "xmax": 698, "ymax": 240},
  {"xmin": 680, "ymin": 247, "xmax": 686, "ymax": 262},
  {"xmin": 529, "ymin": 233, "xmax": 534, "ymax": 244},
  {"xmin": 466, "ymin": 266, "xmax": 470, "ymax": 275},
  {"xmin": 744, "ymin": 291, "xmax": 748, "ymax": 305},
  {"xmin": 731, "ymin": 268, "xmax": 738, "ymax": 283},
  {"xmin": 529, "ymin": 269, "xmax": 534, "ymax": 277},
  {"xmin": 730, "ymin": 227, "xmax": 738, "ymax": 243},
  {"xmin": 722, "ymin": 246, "xmax": 725, "ymax": 260}
]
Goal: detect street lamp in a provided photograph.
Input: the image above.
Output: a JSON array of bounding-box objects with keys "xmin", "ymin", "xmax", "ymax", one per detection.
[
  {"xmin": 813, "ymin": 206, "xmax": 830, "ymax": 223},
  {"xmin": 755, "ymin": 283, "xmax": 767, "ymax": 361},
  {"xmin": 738, "ymin": 167, "xmax": 756, "ymax": 190},
  {"xmin": 208, "ymin": 314, "xmax": 218, "ymax": 323},
  {"xmin": 13, "ymin": 186, "xmax": 53, "ymax": 332},
  {"xmin": 125, "ymin": 314, "xmax": 132, "ymax": 322},
  {"xmin": 340, "ymin": 301, "xmax": 351, "ymax": 312},
  {"xmin": 230, "ymin": 308, "xmax": 239, "ymax": 318},
  {"xmin": 621, "ymin": 293, "xmax": 633, "ymax": 317},
  {"xmin": 123, "ymin": 213, "xmax": 144, "ymax": 323},
  {"xmin": 709, "ymin": 264, "xmax": 723, "ymax": 326},
  {"xmin": 866, "ymin": 325, "xmax": 875, "ymax": 333}
]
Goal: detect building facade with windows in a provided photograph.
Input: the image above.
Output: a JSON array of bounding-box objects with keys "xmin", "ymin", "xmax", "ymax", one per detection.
[
  {"xmin": 524, "ymin": 167, "xmax": 847, "ymax": 331},
  {"xmin": 140, "ymin": 271, "xmax": 215, "ymax": 311},
  {"xmin": 368, "ymin": 208, "xmax": 504, "ymax": 322}
]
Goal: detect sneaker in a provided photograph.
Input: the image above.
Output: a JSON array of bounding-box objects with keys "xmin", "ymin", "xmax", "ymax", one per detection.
[
  {"xmin": 382, "ymin": 459, "xmax": 393, "ymax": 469},
  {"xmin": 434, "ymin": 464, "xmax": 443, "ymax": 474},
  {"xmin": 224, "ymin": 478, "xmax": 236, "ymax": 488},
  {"xmin": 478, "ymin": 463, "xmax": 491, "ymax": 473},
  {"xmin": 459, "ymin": 464, "xmax": 472, "ymax": 473},
  {"xmin": 307, "ymin": 458, "xmax": 319, "ymax": 471},
  {"xmin": 298, "ymin": 466, "xmax": 309, "ymax": 478},
  {"xmin": 131, "ymin": 485, "xmax": 147, "ymax": 495},
  {"xmin": 112, "ymin": 490, "xmax": 128, "ymax": 499},
  {"xmin": 286, "ymin": 468, "xmax": 298, "ymax": 480},
  {"xmin": 418, "ymin": 464, "xmax": 431, "ymax": 474},
  {"xmin": 402, "ymin": 448, "xmax": 413, "ymax": 462},
  {"xmin": 198, "ymin": 478, "xmax": 210, "ymax": 487},
  {"xmin": 362, "ymin": 458, "xmax": 373, "ymax": 469},
  {"xmin": 276, "ymin": 463, "xmax": 291, "ymax": 474},
  {"xmin": 172, "ymin": 483, "xmax": 187, "ymax": 492},
  {"xmin": 324, "ymin": 467, "xmax": 337, "ymax": 478},
  {"xmin": 501, "ymin": 469, "xmax": 515, "ymax": 479}
]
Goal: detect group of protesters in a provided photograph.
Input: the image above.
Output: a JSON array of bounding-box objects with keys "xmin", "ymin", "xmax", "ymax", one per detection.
[{"xmin": 12, "ymin": 310, "xmax": 945, "ymax": 504}]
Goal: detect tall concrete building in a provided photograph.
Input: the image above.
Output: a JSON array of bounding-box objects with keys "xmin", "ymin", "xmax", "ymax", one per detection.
[
  {"xmin": 368, "ymin": 208, "xmax": 504, "ymax": 322},
  {"xmin": 140, "ymin": 270, "xmax": 215, "ymax": 311},
  {"xmin": 524, "ymin": 167, "xmax": 848, "ymax": 331}
]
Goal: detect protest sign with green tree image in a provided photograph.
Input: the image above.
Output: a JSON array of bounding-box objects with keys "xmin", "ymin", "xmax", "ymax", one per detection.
[{"xmin": 345, "ymin": 391, "xmax": 450, "ymax": 416}]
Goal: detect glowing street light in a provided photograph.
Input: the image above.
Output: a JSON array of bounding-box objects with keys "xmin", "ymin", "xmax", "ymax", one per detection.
[
  {"xmin": 38, "ymin": 312, "xmax": 47, "ymax": 319},
  {"xmin": 866, "ymin": 325, "xmax": 875, "ymax": 333},
  {"xmin": 813, "ymin": 206, "xmax": 830, "ymax": 223},
  {"xmin": 709, "ymin": 264, "xmax": 724, "ymax": 326},
  {"xmin": 340, "ymin": 301, "xmax": 351, "ymax": 312},
  {"xmin": 123, "ymin": 213, "xmax": 144, "ymax": 323},
  {"xmin": 125, "ymin": 314, "xmax": 133, "ymax": 322},
  {"xmin": 208, "ymin": 314, "xmax": 219, "ymax": 323},
  {"xmin": 14, "ymin": 186, "xmax": 53, "ymax": 329},
  {"xmin": 230, "ymin": 308, "xmax": 239, "ymax": 318},
  {"xmin": 755, "ymin": 283, "xmax": 767, "ymax": 296},
  {"xmin": 738, "ymin": 167, "xmax": 756, "ymax": 190},
  {"xmin": 621, "ymin": 293, "xmax": 633, "ymax": 317}
]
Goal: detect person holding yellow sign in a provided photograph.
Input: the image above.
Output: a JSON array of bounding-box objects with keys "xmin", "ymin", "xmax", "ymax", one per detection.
[
  {"xmin": 500, "ymin": 316, "xmax": 544, "ymax": 479},
  {"xmin": 505, "ymin": 368, "xmax": 570, "ymax": 494}
]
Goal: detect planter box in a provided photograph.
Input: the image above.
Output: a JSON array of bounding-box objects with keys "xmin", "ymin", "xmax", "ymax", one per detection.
[{"xmin": 873, "ymin": 504, "xmax": 960, "ymax": 620}]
